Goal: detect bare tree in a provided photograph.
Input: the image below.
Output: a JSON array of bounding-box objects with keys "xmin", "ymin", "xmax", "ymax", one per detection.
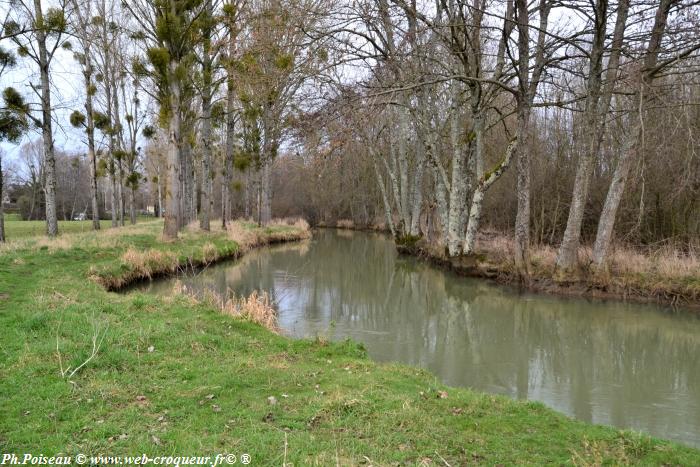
[
  {"xmin": 6, "ymin": 0, "xmax": 71, "ymax": 237},
  {"xmin": 591, "ymin": 0, "xmax": 699, "ymax": 269}
]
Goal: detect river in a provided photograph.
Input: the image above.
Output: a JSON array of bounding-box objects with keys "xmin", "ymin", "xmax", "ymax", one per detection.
[{"xmin": 131, "ymin": 229, "xmax": 700, "ymax": 447}]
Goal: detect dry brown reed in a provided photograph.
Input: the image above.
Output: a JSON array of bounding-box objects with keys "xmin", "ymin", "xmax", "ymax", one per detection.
[
  {"xmin": 473, "ymin": 231, "xmax": 699, "ymax": 280},
  {"xmin": 176, "ymin": 285, "xmax": 278, "ymax": 332},
  {"xmin": 201, "ymin": 242, "xmax": 219, "ymax": 264},
  {"xmin": 121, "ymin": 248, "xmax": 179, "ymax": 279},
  {"xmin": 226, "ymin": 219, "xmax": 311, "ymax": 252},
  {"xmin": 470, "ymin": 230, "xmax": 700, "ymax": 301}
]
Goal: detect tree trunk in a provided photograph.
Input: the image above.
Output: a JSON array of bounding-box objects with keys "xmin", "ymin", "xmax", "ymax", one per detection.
[
  {"xmin": 261, "ymin": 158, "xmax": 272, "ymax": 224},
  {"xmin": 384, "ymin": 145, "xmax": 403, "ymax": 234},
  {"xmin": 591, "ymin": 123, "xmax": 638, "ymax": 267},
  {"xmin": 371, "ymin": 153, "xmax": 395, "ymax": 237},
  {"xmin": 514, "ymin": 108, "xmax": 531, "ymax": 277},
  {"xmin": 243, "ymin": 170, "xmax": 250, "ymax": 218},
  {"xmin": 0, "ymin": 155, "xmax": 5, "ymax": 242},
  {"xmin": 35, "ymin": 0, "xmax": 58, "ymax": 237},
  {"xmin": 129, "ymin": 187, "xmax": 136, "ymax": 224},
  {"xmin": 110, "ymin": 71, "xmax": 125, "ymax": 227},
  {"xmin": 83, "ymin": 47, "xmax": 100, "ymax": 230},
  {"xmin": 446, "ymin": 106, "xmax": 470, "ymax": 255},
  {"xmin": 157, "ymin": 176, "xmax": 163, "ymax": 218},
  {"xmin": 432, "ymin": 161, "xmax": 449, "ymax": 246},
  {"xmin": 117, "ymin": 159, "xmax": 125, "ymax": 226},
  {"xmin": 109, "ymin": 163, "xmax": 118, "ymax": 227},
  {"xmin": 397, "ymin": 109, "xmax": 411, "ymax": 233},
  {"xmin": 190, "ymin": 159, "xmax": 196, "ymax": 225},
  {"xmin": 464, "ymin": 138, "xmax": 518, "ymax": 254},
  {"xmin": 513, "ymin": 0, "xmax": 540, "ymax": 279},
  {"xmin": 221, "ymin": 176, "xmax": 227, "ymax": 226},
  {"xmin": 222, "ymin": 71, "xmax": 236, "ymax": 229},
  {"xmin": 180, "ymin": 141, "xmax": 193, "ymax": 226},
  {"xmin": 200, "ymin": 87, "xmax": 212, "ymax": 231},
  {"xmin": 104, "ymin": 51, "xmax": 118, "ymax": 228},
  {"xmin": 163, "ymin": 61, "xmax": 182, "ymax": 240},
  {"xmin": 409, "ymin": 142, "xmax": 425, "ymax": 236},
  {"xmin": 256, "ymin": 168, "xmax": 262, "ymax": 226}
]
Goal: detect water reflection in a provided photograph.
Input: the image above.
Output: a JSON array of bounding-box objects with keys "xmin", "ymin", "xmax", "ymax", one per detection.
[{"xmin": 134, "ymin": 229, "xmax": 700, "ymax": 447}]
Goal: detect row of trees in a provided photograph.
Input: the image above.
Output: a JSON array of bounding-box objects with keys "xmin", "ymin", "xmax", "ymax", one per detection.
[
  {"xmin": 1, "ymin": 0, "xmax": 330, "ymax": 241},
  {"xmin": 2, "ymin": 0, "xmax": 149, "ymax": 238},
  {"xmin": 284, "ymin": 0, "xmax": 699, "ymax": 278},
  {"xmin": 2, "ymin": 0, "xmax": 699, "ymax": 279},
  {"xmin": 118, "ymin": 0, "xmax": 330, "ymax": 238}
]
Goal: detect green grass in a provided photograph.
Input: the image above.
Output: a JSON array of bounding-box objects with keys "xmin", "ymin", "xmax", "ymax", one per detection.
[
  {"xmin": 1, "ymin": 222, "xmax": 699, "ymax": 464},
  {"xmin": 2, "ymin": 216, "xmax": 157, "ymax": 238}
]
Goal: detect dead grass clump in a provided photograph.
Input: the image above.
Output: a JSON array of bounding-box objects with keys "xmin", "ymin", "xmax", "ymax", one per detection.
[
  {"xmin": 122, "ymin": 248, "xmax": 178, "ymax": 279},
  {"xmin": 201, "ymin": 242, "xmax": 219, "ymax": 264},
  {"xmin": 654, "ymin": 247, "xmax": 699, "ymax": 278},
  {"xmin": 121, "ymin": 248, "xmax": 149, "ymax": 277},
  {"xmin": 336, "ymin": 219, "xmax": 355, "ymax": 229},
  {"xmin": 607, "ymin": 244, "xmax": 700, "ymax": 279},
  {"xmin": 475, "ymin": 231, "xmax": 514, "ymax": 265},
  {"xmin": 268, "ymin": 227, "xmax": 312, "ymax": 243},
  {"xmin": 184, "ymin": 220, "xmax": 202, "ymax": 233},
  {"xmin": 226, "ymin": 221, "xmax": 263, "ymax": 251},
  {"xmin": 292, "ymin": 218, "xmax": 310, "ymax": 231},
  {"xmin": 176, "ymin": 286, "xmax": 278, "ymax": 332},
  {"xmin": 235, "ymin": 290, "xmax": 278, "ymax": 331},
  {"xmin": 227, "ymin": 218, "xmax": 311, "ymax": 249},
  {"xmin": 529, "ymin": 244, "xmax": 558, "ymax": 273}
]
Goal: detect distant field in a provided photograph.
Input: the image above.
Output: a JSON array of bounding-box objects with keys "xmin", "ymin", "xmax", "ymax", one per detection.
[{"xmin": 2, "ymin": 215, "xmax": 155, "ymax": 239}]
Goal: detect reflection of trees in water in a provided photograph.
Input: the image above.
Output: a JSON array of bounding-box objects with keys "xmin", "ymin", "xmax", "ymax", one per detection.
[
  {"xmin": 141, "ymin": 230, "xmax": 700, "ymax": 446},
  {"xmin": 453, "ymin": 294, "xmax": 700, "ymax": 439}
]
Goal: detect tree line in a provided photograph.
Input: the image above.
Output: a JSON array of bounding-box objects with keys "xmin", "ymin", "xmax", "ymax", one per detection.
[
  {"xmin": 1, "ymin": 0, "xmax": 330, "ymax": 241},
  {"xmin": 281, "ymin": 0, "xmax": 700, "ymax": 278},
  {"xmin": 1, "ymin": 0, "xmax": 699, "ymax": 279}
]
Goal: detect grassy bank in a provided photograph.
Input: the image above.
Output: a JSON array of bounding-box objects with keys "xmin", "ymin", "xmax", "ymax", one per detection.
[
  {"xmin": 1, "ymin": 221, "xmax": 699, "ymax": 464},
  {"xmin": 392, "ymin": 231, "xmax": 700, "ymax": 309}
]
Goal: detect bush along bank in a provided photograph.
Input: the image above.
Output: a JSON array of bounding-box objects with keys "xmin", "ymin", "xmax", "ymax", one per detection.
[{"xmin": 0, "ymin": 220, "xmax": 699, "ymax": 464}]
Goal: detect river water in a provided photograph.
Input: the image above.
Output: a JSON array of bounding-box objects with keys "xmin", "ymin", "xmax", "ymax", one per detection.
[{"xmin": 132, "ymin": 229, "xmax": 700, "ymax": 447}]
